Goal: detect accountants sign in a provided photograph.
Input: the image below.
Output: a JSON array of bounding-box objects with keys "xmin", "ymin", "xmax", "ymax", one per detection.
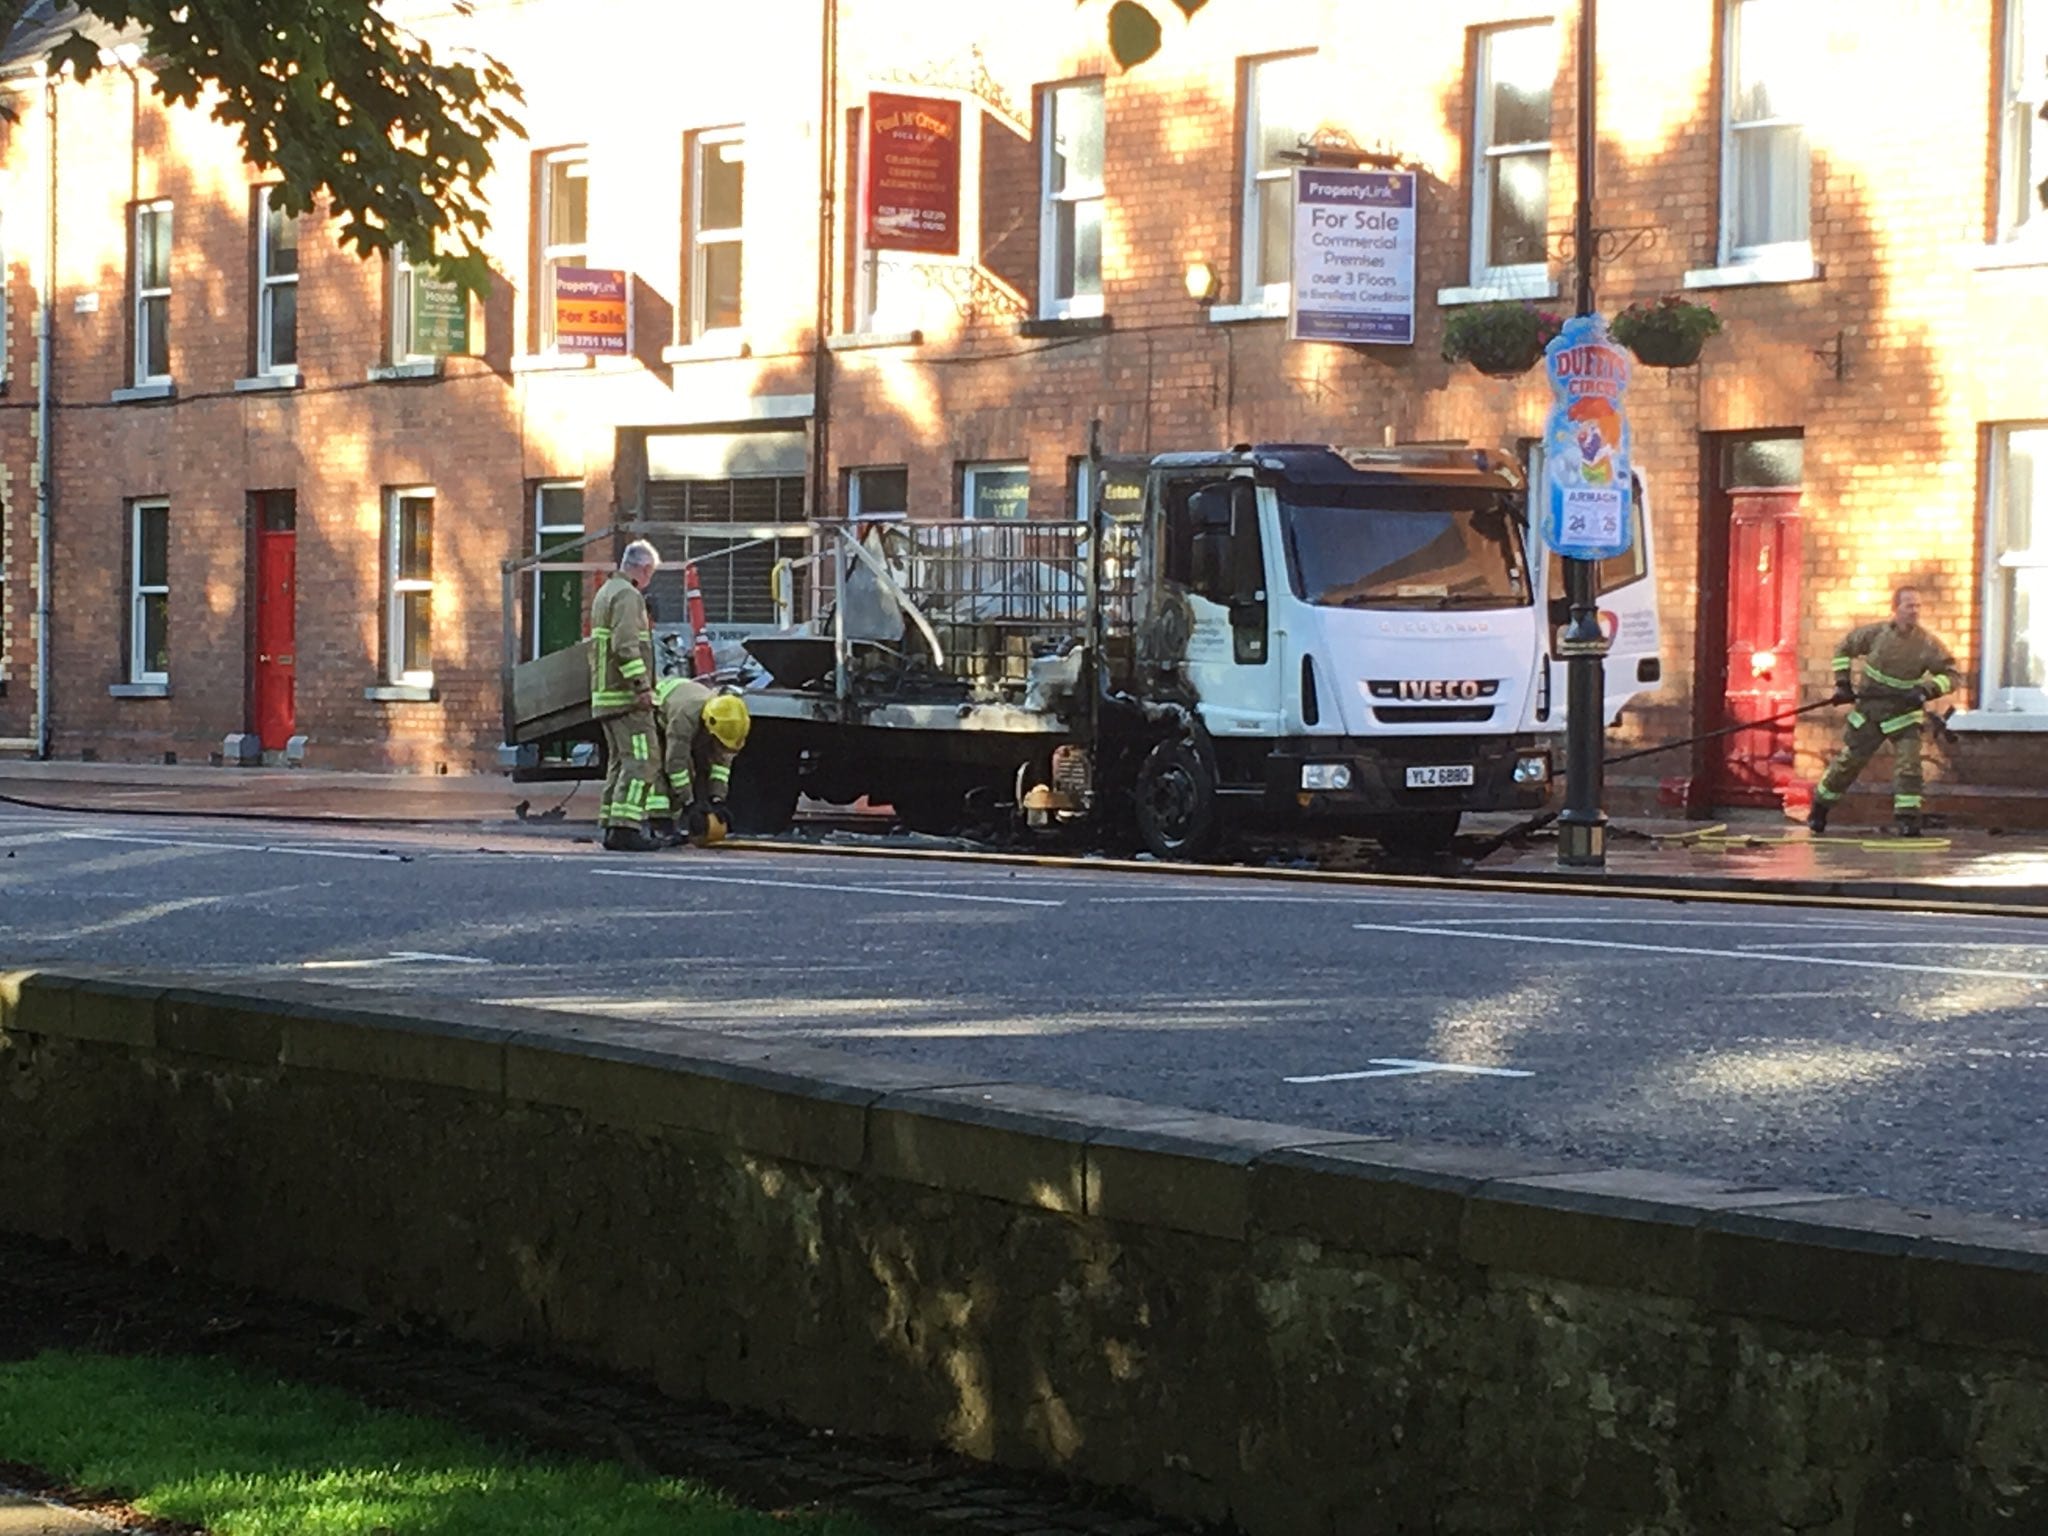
[{"xmin": 1289, "ymin": 168, "xmax": 1416, "ymax": 345}]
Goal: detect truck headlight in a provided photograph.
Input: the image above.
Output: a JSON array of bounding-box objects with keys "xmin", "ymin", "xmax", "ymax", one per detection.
[
  {"xmin": 1301, "ymin": 762, "xmax": 1353, "ymax": 791},
  {"xmin": 1513, "ymin": 755, "xmax": 1550, "ymax": 784}
]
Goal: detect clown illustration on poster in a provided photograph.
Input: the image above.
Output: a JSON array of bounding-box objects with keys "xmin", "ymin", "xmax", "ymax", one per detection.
[{"xmin": 1541, "ymin": 314, "xmax": 1635, "ymax": 562}]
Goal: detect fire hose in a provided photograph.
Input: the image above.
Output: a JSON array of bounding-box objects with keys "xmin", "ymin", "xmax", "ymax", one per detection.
[{"xmin": 1466, "ymin": 694, "xmax": 1960, "ymax": 858}]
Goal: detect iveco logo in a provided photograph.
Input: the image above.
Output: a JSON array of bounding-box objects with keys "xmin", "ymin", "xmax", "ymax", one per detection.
[{"xmin": 1368, "ymin": 679, "xmax": 1502, "ymax": 701}]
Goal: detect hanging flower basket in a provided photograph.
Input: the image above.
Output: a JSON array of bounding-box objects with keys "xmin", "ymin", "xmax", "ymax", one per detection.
[
  {"xmin": 1440, "ymin": 301, "xmax": 1566, "ymax": 378},
  {"xmin": 1609, "ymin": 295, "xmax": 1722, "ymax": 368}
]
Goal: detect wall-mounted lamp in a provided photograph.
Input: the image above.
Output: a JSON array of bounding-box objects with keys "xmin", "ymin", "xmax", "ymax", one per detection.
[{"xmin": 1183, "ymin": 260, "xmax": 1217, "ymax": 303}]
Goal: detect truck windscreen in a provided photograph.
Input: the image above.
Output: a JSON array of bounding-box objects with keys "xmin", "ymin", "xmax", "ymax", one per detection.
[{"xmin": 1280, "ymin": 492, "xmax": 1531, "ymax": 610}]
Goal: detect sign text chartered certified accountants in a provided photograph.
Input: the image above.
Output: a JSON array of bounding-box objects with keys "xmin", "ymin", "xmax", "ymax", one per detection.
[{"xmin": 1289, "ymin": 169, "xmax": 1417, "ymax": 346}]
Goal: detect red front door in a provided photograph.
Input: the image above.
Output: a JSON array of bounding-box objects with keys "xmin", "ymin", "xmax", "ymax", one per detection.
[
  {"xmin": 1715, "ymin": 487, "xmax": 1803, "ymax": 805},
  {"xmin": 255, "ymin": 528, "xmax": 296, "ymax": 750}
]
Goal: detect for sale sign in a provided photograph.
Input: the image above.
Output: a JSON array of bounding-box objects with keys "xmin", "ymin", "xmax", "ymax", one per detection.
[
  {"xmin": 865, "ymin": 93, "xmax": 962, "ymax": 255},
  {"xmin": 1542, "ymin": 314, "xmax": 1635, "ymax": 561},
  {"xmin": 1289, "ymin": 168, "xmax": 1417, "ymax": 345},
  {"xmin": 553, "ymin": 267, "xmax": 629, "ymax": 355}
]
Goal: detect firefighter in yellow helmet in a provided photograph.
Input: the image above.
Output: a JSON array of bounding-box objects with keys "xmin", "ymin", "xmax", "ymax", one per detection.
[
  {"xmin": 648, "ymin": 676, "xmax": 752, "ymax": 847},
  {"xmin": 1808, "ymin": 585, "xmax": 1958, "ymax": 838},
  {"xmin": 588, "ymin": 540, "xmax": 663, "ymax": 853}
]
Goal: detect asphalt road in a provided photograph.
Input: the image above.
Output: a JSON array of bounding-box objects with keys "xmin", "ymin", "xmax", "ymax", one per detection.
[{"xmin": 4, "ymin": 802, "xmax": 2046, "ymax": 1222}]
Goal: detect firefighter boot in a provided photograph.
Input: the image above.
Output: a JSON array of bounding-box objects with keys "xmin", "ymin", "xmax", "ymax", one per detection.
[
  {"xmin": 601, "ymin": 824, "xmax": 657, "ymax": 853},
  {"xmin": 648, "ymin": 817, "xmax": 686, "ymax": 849},
  {"xmin": 1806, "ymin": 801, "xmax": 1830, "ymax": 835},
  {"xmin": 1896, "ymin": 811, "xmax": 1923, "ymax": 838}
]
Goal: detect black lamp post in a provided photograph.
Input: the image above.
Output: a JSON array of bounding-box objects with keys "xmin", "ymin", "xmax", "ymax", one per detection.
[{"xmin": 1555, "ymin": 0, "xmax": 1608, "ymax": 869}]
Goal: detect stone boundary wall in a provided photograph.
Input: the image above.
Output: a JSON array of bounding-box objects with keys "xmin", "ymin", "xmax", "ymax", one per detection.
[{"xmin": 3, "ymin": 968, "xmax": 2045, "ymax": 1535}]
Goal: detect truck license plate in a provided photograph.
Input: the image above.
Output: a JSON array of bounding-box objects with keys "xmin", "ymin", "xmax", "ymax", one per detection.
[{"xmin": 1405, "ymin": 764, "xmax": 1475, "ymax": 789}]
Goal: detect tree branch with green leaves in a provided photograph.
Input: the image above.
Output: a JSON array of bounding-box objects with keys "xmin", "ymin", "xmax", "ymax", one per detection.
[{"xmin": 6, "ymin": 0, "xmax": 523, "ymax": 296}]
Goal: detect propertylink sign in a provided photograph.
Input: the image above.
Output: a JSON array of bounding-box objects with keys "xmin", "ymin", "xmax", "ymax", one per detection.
[
  {"xmin": 1290, "ymin": 168, "xmax": 1416, "ymax": 345},
  {"xmin": 409, "ymin": 266, "xmax": 468, "ymax": 356},
  {"xmin": 552, "ymin": 267, "xmax": 630, "ymax": 355}
]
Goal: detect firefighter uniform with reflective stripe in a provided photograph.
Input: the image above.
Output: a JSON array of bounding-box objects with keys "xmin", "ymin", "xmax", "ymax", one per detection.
[
  {"xmin": 1815, "ymin": 620, "xmax": 1958, "ymax": 822},
  {"xmin": 589, "ymin": 573, "xmax": 660, "ymax": 830},
  {"xmin": 655, "ymin": 676, "xmax": 737, "ymax": 814}
]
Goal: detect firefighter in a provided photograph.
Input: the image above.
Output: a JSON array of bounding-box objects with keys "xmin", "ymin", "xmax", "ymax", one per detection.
[
  {"xmin": 589, "ymin": 540, "xmax": 664, "ymax": 853},
  {"xmin": 1808, "ymin": 585, "xmax": 1958, "ymax": 837},
  {"xmin": 650, "ymin": 675, "xmax": 751, "ymax": 847}
]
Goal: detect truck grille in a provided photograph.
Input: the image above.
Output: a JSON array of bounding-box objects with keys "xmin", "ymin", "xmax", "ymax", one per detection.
[{"xmin": 1372, "ymin": 705, "xmax": 1496, "ymax": 725}]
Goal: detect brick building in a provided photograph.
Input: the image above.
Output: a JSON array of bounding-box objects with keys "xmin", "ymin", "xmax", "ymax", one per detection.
[{"xmin": 0, "ymin": 0, "xmax": 2044, "ymax": 821}]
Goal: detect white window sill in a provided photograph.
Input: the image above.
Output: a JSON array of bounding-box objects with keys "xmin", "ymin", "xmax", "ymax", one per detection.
[
  {"xmin": 1945, "ymin": 710, "xmax": 2048, "ymax": 734},
  {"xmin": 368, "ymin": 359, "xmax": 445, "ymax": 382},
  {"xmin": 1682, "ymin": 251, "xmax": 1823, "ymax": 290},
  {"xmin": 364, "ymin": 683, "xmax": 438, "ymax": 703},
  {"xmin": 112, "ymin": 381, "xmax": 174, "ymax": 403},
  {"xmin": 510, "ymin": 352, "xmax": 594, "ymax": 374},
  {"xmin": 661, "ymin": 334, "xmax": 751, "ymax": 363},
  {"xmin": 1966, "ymin": 239, "xmax": 2048, "ymax": 272},
  {"xmin": 234, "ymin": 369, "xmax": 301, "ymax": 393},
  {"xmin": 1437, "ymin": 277, "xmax": 1558, "ymax": 307},
  {"xmin": 1207, "ymin": 298, "xmax": 1288, "ymax": 325},
  {"xmin": 826, "ymin": 329, "xmax": 924, "ymax": 352},
  {"xmin": 108, "ymin": 682, "xmax": 169, "ymax": 699}
]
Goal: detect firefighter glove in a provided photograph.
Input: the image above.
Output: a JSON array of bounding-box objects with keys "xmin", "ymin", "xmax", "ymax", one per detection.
[
  {"xmin": 1830, "ymin": 681, "xmax": 1856, "ymax": 705},
  {"xmin": 686, "ymin": 802, "xmax": 710, "ymax": 840}
]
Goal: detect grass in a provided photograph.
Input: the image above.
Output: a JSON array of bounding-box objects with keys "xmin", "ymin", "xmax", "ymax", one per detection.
[{"xmin": 0, "ymin": 1350, "xmax": 884, "ymax": 1536}]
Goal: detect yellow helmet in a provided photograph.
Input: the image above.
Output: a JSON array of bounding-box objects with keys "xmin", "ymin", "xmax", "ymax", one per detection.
[{"xmin": 704, "ymin": 693, "xmax": 751, "ymax": 752}]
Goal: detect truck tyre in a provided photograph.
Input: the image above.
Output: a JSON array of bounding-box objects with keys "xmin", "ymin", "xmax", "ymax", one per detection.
[
  {"xmin": 726, "ymin": 749, "xmax": 800, "ymax": 835},
  {"xmin": 1374, "ymin": 810, "xmax": 1462, "ymax": 857},
  {"xmin": 1134, "ymin": 738, "xmax": 1220, "ymax": 862}
]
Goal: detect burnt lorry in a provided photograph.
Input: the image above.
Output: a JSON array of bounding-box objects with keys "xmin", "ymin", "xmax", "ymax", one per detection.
[{"xmin": 500, "ymin": 442, "xmax": 1661, "ymax": 860}]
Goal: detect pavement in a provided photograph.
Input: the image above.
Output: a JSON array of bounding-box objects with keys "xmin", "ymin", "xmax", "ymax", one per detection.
[{"xmin": 0, "ymin": 1494, "xmax": 107, "ymax": 1536}]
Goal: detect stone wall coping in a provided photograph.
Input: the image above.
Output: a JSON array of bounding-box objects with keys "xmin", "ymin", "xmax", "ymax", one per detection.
[{"xmin": 10, "ymin": 965, "xmax": 2048, "ymax": 1349}]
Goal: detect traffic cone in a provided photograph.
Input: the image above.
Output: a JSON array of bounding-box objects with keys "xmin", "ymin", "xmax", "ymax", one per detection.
[{"xmin": 683, "ymin": 561, "xmax": 715, "ymax": 677}]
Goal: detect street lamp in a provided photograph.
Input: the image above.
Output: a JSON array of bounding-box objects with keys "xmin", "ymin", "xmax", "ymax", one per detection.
[{"xmin": 1554, "ymin": 0, "xmax": 1608, "ymax": 869}]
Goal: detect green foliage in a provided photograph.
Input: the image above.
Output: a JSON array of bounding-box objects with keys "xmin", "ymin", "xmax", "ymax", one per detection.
[
  {"xmin": 0, "ymin": 1351, "xmax": 882, "ymax": 1536},
  {"xmin": 1608, "ymin": 294, "xmax": 1723, "ymax": 349},
  {"xmin": 23, "ymin": 0, "xmax": 523, "ymax": 297},
  {"xmin": 1439, "ymin": 301, "xmax": 1565, "ymax": 374},
  {"xmin": 1088, "ymin": 0, "xmax": 1209, "ymax": 68}
]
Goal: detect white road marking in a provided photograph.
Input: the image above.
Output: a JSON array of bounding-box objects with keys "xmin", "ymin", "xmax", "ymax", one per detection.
[
  {"xmin": 1088, "ymin": 892, "xmax": 1495, "ymax": 906},
  {"xmin": 301, "ymin": 950, "xmax": 491, "ymax": 970},
  {"xmin": 1416, "ymin": 915, "xmax": 1914, "ymax": 930},
  {"xmin": 1286, "ymin": 1058, "xmax": 1537, "ymax": 1084},
  {"xmin": 1353, "ymin": 922, "xmax": 2048, "ymax": 983},
  {"xmin": 596, "ymin": 867, "xmax": 1065, "ymax": 908},
  {"xmin": 59, "ymin": 831, "xmax": 405, "ymax": 862}
]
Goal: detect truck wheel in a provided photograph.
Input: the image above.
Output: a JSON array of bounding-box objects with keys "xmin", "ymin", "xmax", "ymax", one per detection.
[
  {"xmin": 1374, "ymin": 811, "xmax": 1461, "ymax": 857},
  {"xmin": 1134, "ymin": 738, "xmax": 1220, "ymax": 862},
  {"xmin": 726, "ymin": 749, "xmax": 800, "ymax": 835}
]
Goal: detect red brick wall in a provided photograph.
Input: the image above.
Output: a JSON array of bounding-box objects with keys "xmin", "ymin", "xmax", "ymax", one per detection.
[{"xmin": 0, "ymin": 0, "xmax": 2044, "ymax": 816}]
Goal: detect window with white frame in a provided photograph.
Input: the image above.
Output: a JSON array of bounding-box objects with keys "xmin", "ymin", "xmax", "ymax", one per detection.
[
  {"xmin": 390, "ymin": 242, "xmax": 421, "ymax": 362},
  {"xmin": 255, "ymin": 186, "xmax": 297, "ymax": 374},
  {"xmin": 537, "ymin": 149, "xmax": 588, "ymax": 351},
  {"xmin": 1470, "ymin": 23, "xmax": 1554, "ymax": 289},
  {"xmin": 1720, "ymin": 0, "xmax": 1811, "ymax": 264},
  {"xmin": 1039, "ymin": 80, "xmax": 1105, "ymax": 318},
  {"xmin": 848, "ymin": 466, "xmax": 909, "ymax": 520},
  {"xmin": 532, "ymin": 481, "xmax": 584, "ymax": 660},
  {"xmin": 1240, "ymin": 52, "xmax": 1318, "ymax": 306},
  {"xmin": 962, "ymin": 461, "xmax": 1029, "ymax": 521},
  {"xmin": 1984, "ymin": 426, "xmax": 2048, "ymax": 713},
  {"xmin": 129, "ymin": 499, "xmax": 169, "ymax": 683},
  {"xmin": 384, "ymin": 488, "xmax": 435, "ymax": 685},
  {"xmin": 133, "ymin": 201, "xmax": 171, "ymax": 384},
  {"xmin": 2000, "ymin": 0, "xmax": 2048, "ymax": 243},
  {"xmin": 689, "ymin": 129, "xmax": 744, "ymax": 338}
]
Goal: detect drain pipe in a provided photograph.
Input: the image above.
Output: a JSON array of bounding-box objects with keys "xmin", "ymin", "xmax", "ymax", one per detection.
[{"xmin": 32, "ymin": 61, "xmax": 53, "ymax": 759}]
